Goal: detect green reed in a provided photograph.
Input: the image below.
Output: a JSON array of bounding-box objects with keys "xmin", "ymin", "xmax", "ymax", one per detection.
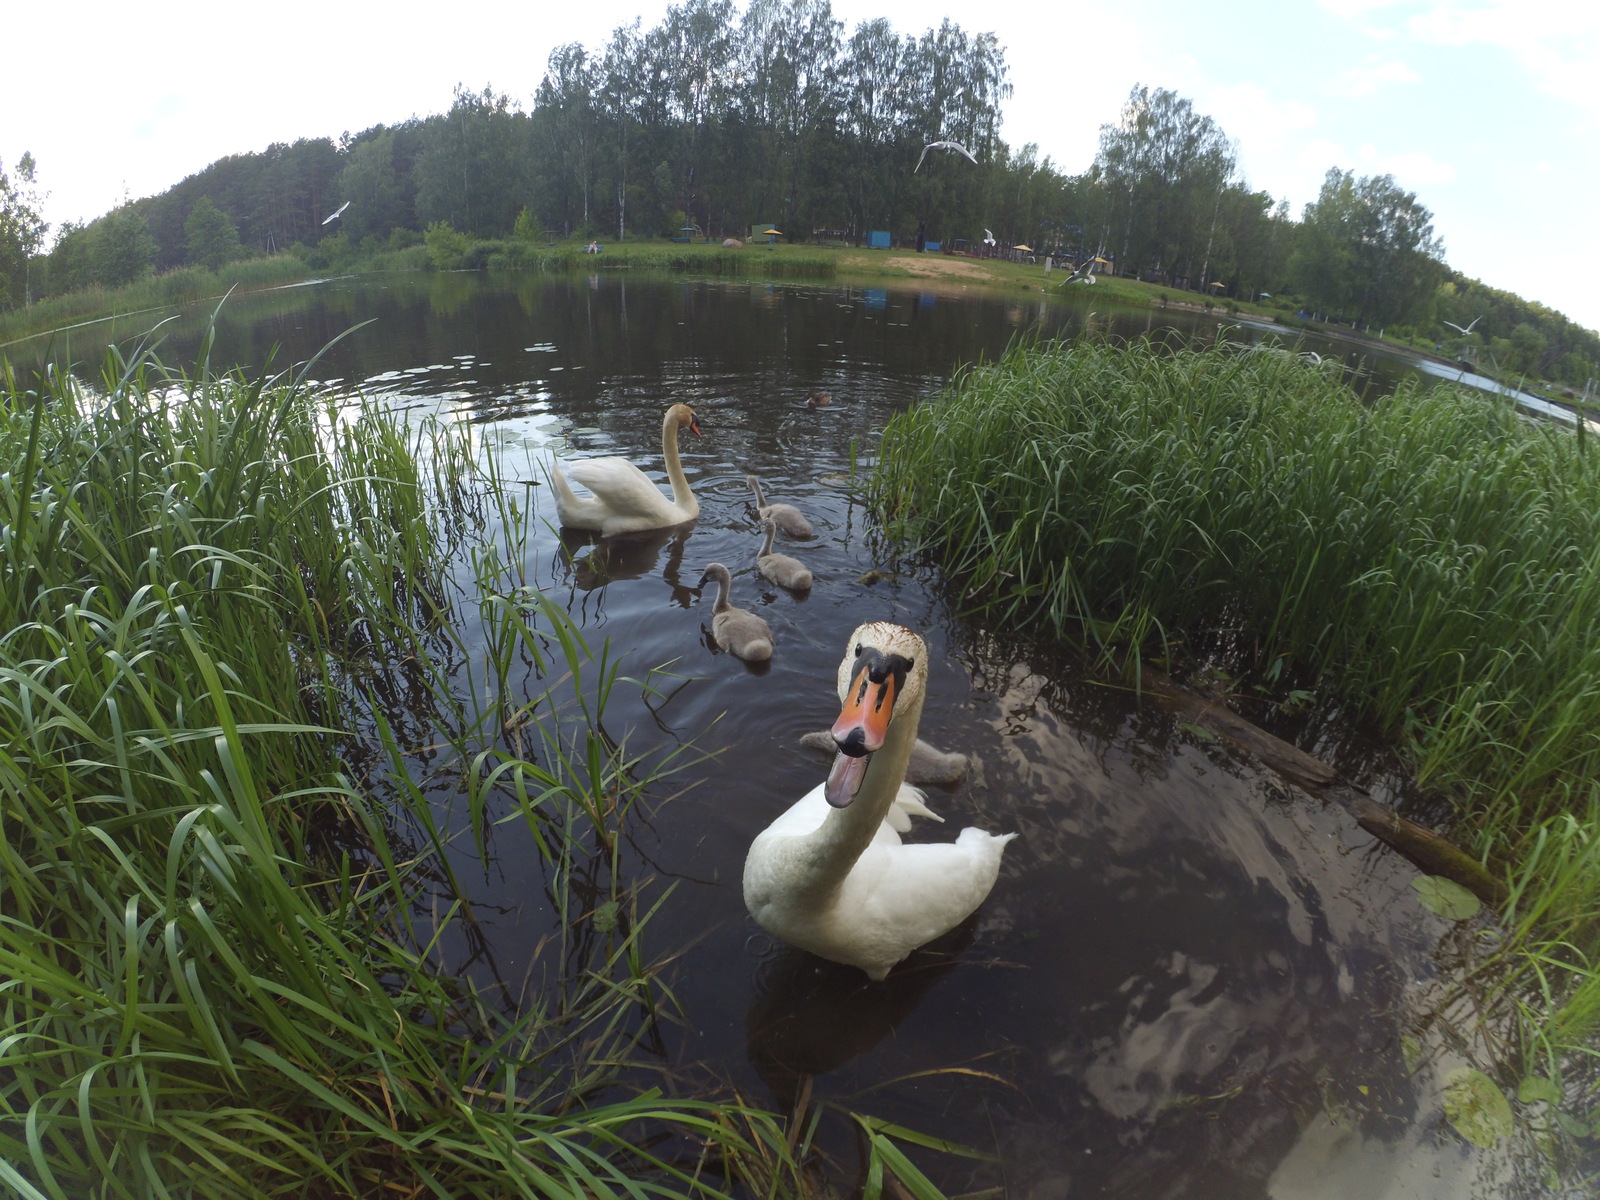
[
  {"xmin": 0, "ymin": 344, "xmax": 836, "ymax": 1198},
  {"xmin": 869, "ymin": 334, "xmax": 1600, "ymax": 1067}
]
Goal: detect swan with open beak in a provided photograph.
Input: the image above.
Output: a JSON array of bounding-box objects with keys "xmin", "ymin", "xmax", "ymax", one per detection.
[{"xmin": 743, "ymin": 622, "xmax": 1017, "ymax": 980}]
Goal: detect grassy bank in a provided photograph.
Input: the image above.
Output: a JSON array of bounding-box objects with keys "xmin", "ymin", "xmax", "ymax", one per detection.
[
  {"xmin": 0, "ymin": 346, "xmax": 865, "ymax": 1197},
  {"xmin": 869, "ymin": 336, "xmax": 1600, "ymax": 1082}
]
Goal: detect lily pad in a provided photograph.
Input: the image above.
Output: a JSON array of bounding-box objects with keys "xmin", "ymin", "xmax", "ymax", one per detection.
[
  {"xmin": 1412, "ymin": 875, "xmax": 1482, "ymax": 921},
  {"xmin": 1443, "ymin": 1068, "xmax": 1513, "ymax": 1148},
  {"xmin": 1555, "ymin": 1110, "xmax": 1591, "ymax": 1139},
  {"xmin": 1517, "ymin": 1075, "xmax": 1563, "ymax": 1105},
  {"xmin": 1401, "ymin": 1034, "xmax": 1422, "ymax": 1073}
]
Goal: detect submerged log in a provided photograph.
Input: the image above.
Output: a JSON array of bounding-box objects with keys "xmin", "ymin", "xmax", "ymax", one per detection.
[{"xmin": 1138, "ymin": 667, "xmax": 1508, "ymax": 907}]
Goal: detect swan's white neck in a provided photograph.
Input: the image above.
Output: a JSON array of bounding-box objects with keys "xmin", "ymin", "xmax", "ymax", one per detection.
[
  {"xmin": 787, "ymin": 688, "xmax": 924, "ymax": 902},
  {"xmin": 759, "ymin": 522, "xmax": 776, "ymax": 557},
  {"xmin": 661, "ymin": 410, "xmax": 697, "ymax": 516}
]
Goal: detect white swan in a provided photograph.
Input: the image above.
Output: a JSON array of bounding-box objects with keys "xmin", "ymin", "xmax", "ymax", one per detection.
[
  {"xmin": 744, "ymin": 622, "xmax": 1016, "ymax": 980},
  {"xmin": 548, "ymin": 403, "xmax": 701, "ymax": 535}
]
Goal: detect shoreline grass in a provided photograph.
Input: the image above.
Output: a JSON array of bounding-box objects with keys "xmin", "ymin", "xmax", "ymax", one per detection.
[
  {"xmin": 869, "ymin": 335, "xmax": 1600, "ymax": 1089},
  {"xmin": 0, "ymin": 343, "xmax": 855, "ymax": 1197}
]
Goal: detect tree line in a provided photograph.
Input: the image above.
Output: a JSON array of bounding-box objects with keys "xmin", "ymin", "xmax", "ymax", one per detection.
[{"xmin": 2, "ymin": 0, "xmax": 1596, "ymax": 388}]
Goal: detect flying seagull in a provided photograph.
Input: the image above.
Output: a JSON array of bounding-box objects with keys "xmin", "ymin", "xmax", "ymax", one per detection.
[
  {"xmin": 1442, "ymin": 315, "xmax": 1482, "ymax": 336},
  {"xmin": 322, "ymin": 200, "xmax": 351, "ymax": 226},
  {"xmin": 1064, "ymin": 255, "xmax": 1108, "ymax": 285},
  {"xmin": 914, "ymin": 139, "xmax": 978, "ymax": 172}
]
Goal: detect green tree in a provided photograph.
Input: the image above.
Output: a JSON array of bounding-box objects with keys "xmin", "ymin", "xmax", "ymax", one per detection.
[
  {"xmin": 0, "ymin": 152, "xmax": 48, "ymax": 308},
  {"xmin": 336, "ymin": 128, "xmax": 411, "ymax": 242},
  {"xmin": 1290, "ymin": 168, "xmax": 1443, "ymax": 328},
  {"xmin": 423, "ymin": 220, "xmax": 468, "ymax": 268},
  {"xmin": 1094, "ymin": 86, "xmax": 1236, "ymax": 286},
  {"xmin": 183, "ymin": 196, "xmax": 241, "ymax": 270},
  {"xmin": 92, "ymin": 203, "xmax": 158, "ymax": 286}
]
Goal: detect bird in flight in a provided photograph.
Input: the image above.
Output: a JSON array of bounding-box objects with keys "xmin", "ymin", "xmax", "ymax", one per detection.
[
  {"xmin": 1442, "ymin": 315, "xmax": 1482, "ymax": 336},
  {"xmin": 1064, "ymin": 255, "xmax": 1108, "ymax": 285},
  {"xmin": 914, "ymin": 140, "xmax": 978, "ymax": 172},
  {"xmin": 322, "ymin": 201, "xmax": 351, "ymax": 226}
]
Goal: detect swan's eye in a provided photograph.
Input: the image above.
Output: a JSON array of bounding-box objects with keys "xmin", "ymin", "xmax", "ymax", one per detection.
[{"xmin": 854, "ymin": 643, "xmax": 863, "ymax": 657}]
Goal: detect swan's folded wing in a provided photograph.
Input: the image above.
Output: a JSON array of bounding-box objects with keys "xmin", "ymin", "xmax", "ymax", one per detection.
[
  {"xmin": 883, "ymin": 784, "xmax": 941, "ymax": 832},
  {"xmin": 568, "ymin": 457, "xmax": 677, "ymax": 519},
  {"xmin": 845, "ymin": 832, "xmax": 1013, "ymax": 950}
]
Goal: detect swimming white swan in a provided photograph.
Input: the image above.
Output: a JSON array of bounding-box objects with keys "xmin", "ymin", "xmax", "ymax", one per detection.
[
  {"xmin": 744, "ymin": 622, "xmax": 1016, "ymax": 980},
  {"xmin": 549, "ymin": 403, "xmax": 701, "ymax": 535},
  {"xmin": 756, "ymin": 518, "xmax": 812, "ymax": 591},
  {"xmin": 698, "ymin": 563, "xmax": 773, "ymax": 661}
]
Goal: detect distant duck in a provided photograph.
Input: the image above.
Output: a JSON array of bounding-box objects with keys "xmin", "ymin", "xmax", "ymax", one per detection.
[
  {"xmin": 698, "ymin": 563, "xmax": 773, "ymax": 661},
  {"xmin": 806, "ymin": 391, "xmax": 833, "ymax": 409},
  {"xmin": 548, "ymin": 404, "xmax": 701, "ymax": 535},
  {"xmin": 798, "ymin": 730, "xmax": 967, "ymax": 786},
  {"xmin": 744, "ymin": 622, "xmax": 1015, "ymax": 980},
  {"xmin": 746, "ymin": 474, "xmax": 813, "ymax": 538},
  {"xmin": 756, "ymin": 518, "xmax": 813, "ymax": 591}
]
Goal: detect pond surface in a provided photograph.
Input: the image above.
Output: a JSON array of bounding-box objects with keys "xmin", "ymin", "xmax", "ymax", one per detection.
[{"xmin": 45, "ymin": 274, "xmax": 1545, "ymax": 1197}]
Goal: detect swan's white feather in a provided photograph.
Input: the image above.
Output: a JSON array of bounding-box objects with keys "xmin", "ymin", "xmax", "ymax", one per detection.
[{"xmin": 745, "ymin": 777, "xmax": 1014, "ymax": 979}]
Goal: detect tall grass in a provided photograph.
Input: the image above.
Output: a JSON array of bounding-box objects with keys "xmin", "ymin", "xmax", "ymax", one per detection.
[
  {"xmin": 0, "ymin": 343, "xmax": 824, "ymax": 1197},
  {"xmin": 0, "ymin": 256, "xmax": 312, "ymax": 347},
  {"xmin": 869, "ymin": 335, "xmax": 1600, "ymax": 1066}
]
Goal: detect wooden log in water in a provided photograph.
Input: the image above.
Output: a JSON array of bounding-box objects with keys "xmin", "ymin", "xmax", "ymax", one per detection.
[{"xmin": 1137, "ymin": 666, "xmax": 1508, "ymax": 908}]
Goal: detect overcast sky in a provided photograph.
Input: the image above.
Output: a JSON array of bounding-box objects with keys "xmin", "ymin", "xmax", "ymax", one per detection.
[{"xmin": 8, "ymin": 0, "xmax": 1597, "ymax": 332}]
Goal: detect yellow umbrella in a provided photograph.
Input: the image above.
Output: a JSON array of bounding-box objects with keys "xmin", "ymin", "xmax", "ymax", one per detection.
[
  {"xmin": 1209, "ymin": 280, "xmax": 1226, "ymax": 288},
  {"xmin": 1013, "ymin": 244, "xmax": 1033, "ymax": 252}
]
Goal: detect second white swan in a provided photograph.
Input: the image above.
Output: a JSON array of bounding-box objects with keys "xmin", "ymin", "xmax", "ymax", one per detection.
[{"xmin": 549, "ymin": 403, "xmax": 701, "ymax": 535}]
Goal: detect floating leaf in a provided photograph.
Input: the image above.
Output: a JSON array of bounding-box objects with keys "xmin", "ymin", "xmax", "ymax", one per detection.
[
  {"xmin": 1517, "ymin": 1076, "xmax": 1562, "ymax": 1105},
  {"xmin": 592, "ymin": 901, "xmax": 619, "ymax": 933},
  {"xmin": 1412, "ymin": 875, "xmax": 1481, "ymax": 921},
  {"xmin": 1555, "ymin": 1111, "xmax": 1590, "ymax": 1139},
  {"xmin": 1178, "ymin": 721, "xmax": 1219, "ymax": 743},
  {"xmin": 1443, "ymin": 1068, "xmax": 1513, "ymax": 1148},
  {"xmin": 1401, "ymin": 1034, "xmax": 1423, "ymax": 1073},
  {"xmin": 1358, "ymin": 1085, "xmax": 1370, "ymax": 1096}
]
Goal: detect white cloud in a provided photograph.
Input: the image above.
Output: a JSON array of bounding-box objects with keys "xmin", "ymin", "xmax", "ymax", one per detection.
[
  {"xmin": 1322, "ymin": 1, "xmax": 1600, "ymax": 124},
  {"xmin": 1325, "ymin": 58, "xmax": 1421, "ymax": 97}
]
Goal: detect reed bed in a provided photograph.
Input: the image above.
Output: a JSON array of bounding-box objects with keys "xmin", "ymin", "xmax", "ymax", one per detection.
[
  {"xmin": 869, "ymin": 335, "xmax": 1600, "ymax": 1065},
  {"xmin": 0, "ymin": 344, "xmax": 831, "ymax": 1197},
  {"xmin": 0, "ymin": 257, "xmax": 312, "ymax": 347}
]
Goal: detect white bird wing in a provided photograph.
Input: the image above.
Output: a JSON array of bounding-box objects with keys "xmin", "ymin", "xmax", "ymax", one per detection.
[
  {"xmin": 839, "ymin": 830, "xmax": 1013, "ymax": 954},
  {"xmin": 914, "ymin": 144, "xmax": 930, "ymax": 173},
  {"xmin": 567, "ymin": 456, "xmax": 682, "ymax": 522}
]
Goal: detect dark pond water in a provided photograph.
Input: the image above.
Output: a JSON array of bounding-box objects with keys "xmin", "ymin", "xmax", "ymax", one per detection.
[{"xmin": 33, "ymin": 274, "xmax": 1543, "ymax": 1197}]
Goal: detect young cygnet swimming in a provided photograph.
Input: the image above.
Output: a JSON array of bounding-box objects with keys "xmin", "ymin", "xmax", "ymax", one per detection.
[
  {"xmin": 755, "ymin": 518, "xmax": 813, "ymax": 591},
  {"xmin": 697, "ymin": 563, "xmax": 773, "ymax": 661},
  {"xmin": 746, "ymin": 474, "xmax": 813, "ymax": 538}
]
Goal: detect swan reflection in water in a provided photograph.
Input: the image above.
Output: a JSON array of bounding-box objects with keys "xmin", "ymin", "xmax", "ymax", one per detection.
[
  {"xmin": 744, "ymin": 920, "xmax": 974, "ymax": 1112},
  {"xmin": 557, "ymin": 523, "xmax": 698, "ymax": 606}
]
